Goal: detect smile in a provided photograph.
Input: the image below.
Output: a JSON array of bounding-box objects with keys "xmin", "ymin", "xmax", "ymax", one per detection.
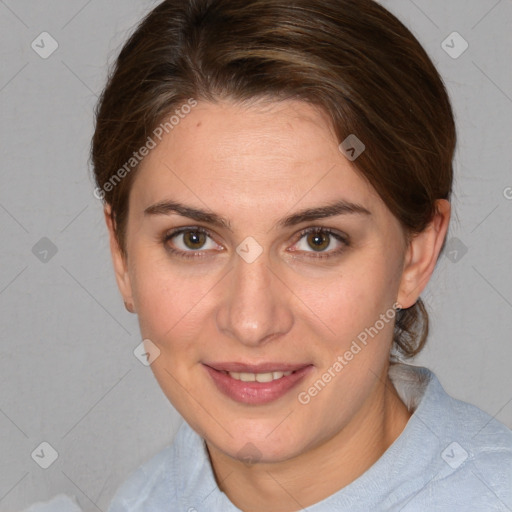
[
  {"xmin": 224, "ymin": 370, "xmax": 293, "ymax": 382},
  {"xmin": 203, "ymin": 362, "xmax": 313, "ymax": 405}
]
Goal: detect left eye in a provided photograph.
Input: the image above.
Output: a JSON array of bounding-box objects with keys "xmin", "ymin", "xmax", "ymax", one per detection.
[
  {"xmin": 290, "ymin": 228, "xmax": 347, "ymax": 255},
  {"xmin": 165, "ymin": 227, "xmax": 220, "ymax": 253}
]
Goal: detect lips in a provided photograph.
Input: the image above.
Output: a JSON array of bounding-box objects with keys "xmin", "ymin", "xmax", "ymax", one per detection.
[
  {"xmin": 203, "ymin": 362, "xmax": 313, "ymax": 405},
  {"xmin": 205, "ymin": 362, "xmax": 309, "ymax": 373},
  {"xmin": 227, "ymin": 370, "xmax": 293, "ymax": 382}
]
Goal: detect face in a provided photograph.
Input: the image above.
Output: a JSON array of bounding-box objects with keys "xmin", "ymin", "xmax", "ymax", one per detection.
[{"xmin": 109, "ymin": 99, "xmax": 429, "ymax": 464}]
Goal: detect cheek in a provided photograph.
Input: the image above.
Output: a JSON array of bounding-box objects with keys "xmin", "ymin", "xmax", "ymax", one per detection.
[
  {"xmin": 128, "ymin": 250, "xmax": 212, "ymax": 344},
  {"xmin": 129, "ymin": 257, "xmax": 215, "ymax": 411},
  {"xmin": 297, "ymin": 249, "xmax": 402, "ymax": 348},
  {"xmin": 293, "ymin": 261, "xmax": 401, "ymax": 432}
]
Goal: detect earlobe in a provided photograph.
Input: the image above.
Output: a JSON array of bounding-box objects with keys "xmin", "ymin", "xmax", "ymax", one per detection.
[
  {"xmin": 124, "ymin": 301, "xmax": 136, "ymax": 313},
  {"xmin": 104, "ymin": 206, "xmax": 136, "ymax": 313},
  {"xmin": 397, "ymin": 199, "xmax": 451, "ymax": 308}
]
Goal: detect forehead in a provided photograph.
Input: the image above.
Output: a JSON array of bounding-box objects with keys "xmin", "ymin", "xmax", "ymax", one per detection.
[{"xmin": 130, "ymin": 99, "xmax": 382, "ymax": 217}]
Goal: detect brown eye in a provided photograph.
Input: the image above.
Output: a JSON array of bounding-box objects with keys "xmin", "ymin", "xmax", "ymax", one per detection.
[
  {"xmin": 289, "ymin": 227, "xmax": 348, "ymax": 259},
  {"xmin": 306, "ymin": 231, "xmax": 331, "ymax": 252},
  {"xmin": 163, "ymin": 226, "xmax": 222, "ymax": 259},
  {"xmin": 183, "ymin": 230, "xmax": 207, "ymax": 250}
]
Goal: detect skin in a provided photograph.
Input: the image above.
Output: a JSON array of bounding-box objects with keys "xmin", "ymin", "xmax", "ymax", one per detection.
[{"xmin": 105, "ymin": 99, "xmax": 450, "ymax": 511}]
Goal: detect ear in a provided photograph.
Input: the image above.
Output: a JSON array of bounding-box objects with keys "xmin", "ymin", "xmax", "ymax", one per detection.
[
  {"xmin": 397, "ymin": 199, "xmax": 451, "ymax": 308},
  {"xmin": 104, "ymin": 206, "xmax": 136, "ymax": 313}
]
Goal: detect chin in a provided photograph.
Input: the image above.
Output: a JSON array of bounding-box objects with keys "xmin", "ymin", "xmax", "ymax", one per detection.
[{"xmin": 205, "ymin": 418, "xmax": 311, "ymax": 464}]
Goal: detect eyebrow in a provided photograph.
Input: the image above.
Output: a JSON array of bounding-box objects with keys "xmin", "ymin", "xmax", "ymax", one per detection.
[{"xmin": 144, "ymin": 198, "xmax": 371, "ymax": 231}]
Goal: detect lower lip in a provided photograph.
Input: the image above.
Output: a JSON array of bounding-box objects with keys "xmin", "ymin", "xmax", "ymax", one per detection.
[{"xmin": 203, "ymin": 365, "xmax": 313, "ymax": 405}]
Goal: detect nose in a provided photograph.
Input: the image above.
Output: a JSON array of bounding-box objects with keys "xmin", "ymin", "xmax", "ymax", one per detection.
[{"xmin": 216, "ymin": 250, "xmax": 294, "ymax": 347}]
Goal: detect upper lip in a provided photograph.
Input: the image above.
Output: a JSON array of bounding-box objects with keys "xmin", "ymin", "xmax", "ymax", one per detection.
[{"xmin": 204, "ymin": 362, "xmax": 312, "ymax": 373}]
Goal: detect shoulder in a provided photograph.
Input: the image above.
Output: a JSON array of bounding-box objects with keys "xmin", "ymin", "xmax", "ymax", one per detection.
[
  {"xmin": 425, "ymin": 369, "xmax": 512, "ymax": 464},
  {"xmin": 107, "ymin": 445, "xmax": 175, "ymax": 512},
  {"xmin": 107, "ymin": 422, "xmax": 200, "ymax": 512},
  {"xmin": 396, "ymin": 364, "xmax": 512, "ymax": 510},
  {"xmin": 444, "ymin": 390, "xmax": 512, "ymax": 506},
  {"xmin": 391, "ymin": 363, "xmax": 512, "ymax": 456}
]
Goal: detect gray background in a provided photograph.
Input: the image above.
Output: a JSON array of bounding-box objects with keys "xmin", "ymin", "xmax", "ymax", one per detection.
[{"xmin": 0, "ymin": 0, "xmax": 511, "ymax": 510}]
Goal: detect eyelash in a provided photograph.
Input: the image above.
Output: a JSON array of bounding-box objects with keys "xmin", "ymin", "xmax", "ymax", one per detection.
[{"xmin": 162, "ymin": 226, "xmax": 349, "ymax": 260}]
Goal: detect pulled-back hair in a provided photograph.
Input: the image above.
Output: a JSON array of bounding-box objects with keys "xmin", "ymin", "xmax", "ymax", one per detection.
[{"xmin": 91, "ymin": 0, "xmax": 456, "ymax": 359}]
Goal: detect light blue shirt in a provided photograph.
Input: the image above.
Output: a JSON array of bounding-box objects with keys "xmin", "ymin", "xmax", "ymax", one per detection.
[{"xmin": 108, "ymin": 364, "xmax": 512, "ymax": 511}]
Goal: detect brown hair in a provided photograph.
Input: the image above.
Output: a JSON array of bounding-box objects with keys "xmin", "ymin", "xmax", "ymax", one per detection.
[{"xmin": 91, "ymin": 0, "xmax": 456, "ymax": 359}]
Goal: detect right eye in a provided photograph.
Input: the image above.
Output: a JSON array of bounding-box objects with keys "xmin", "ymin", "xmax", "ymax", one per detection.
[{"xmin": 162, "ymin": 227, "xmax": 224, "ymax": 259}]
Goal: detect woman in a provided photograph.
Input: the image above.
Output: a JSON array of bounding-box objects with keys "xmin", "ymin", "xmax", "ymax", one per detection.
[{"xmin": 91, "ymin": 0, "xmax": 512, "ymax": 510}]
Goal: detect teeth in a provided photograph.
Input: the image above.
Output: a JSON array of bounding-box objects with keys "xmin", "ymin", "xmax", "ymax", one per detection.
[{"xmin": 228, "ymin": 371, "xmax": 293, "ymax": 382}]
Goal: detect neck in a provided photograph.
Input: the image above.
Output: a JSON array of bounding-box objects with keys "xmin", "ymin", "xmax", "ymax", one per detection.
[{"xmin": 206, "ymin": 367, "xmax": 412, "ymax": 512}]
